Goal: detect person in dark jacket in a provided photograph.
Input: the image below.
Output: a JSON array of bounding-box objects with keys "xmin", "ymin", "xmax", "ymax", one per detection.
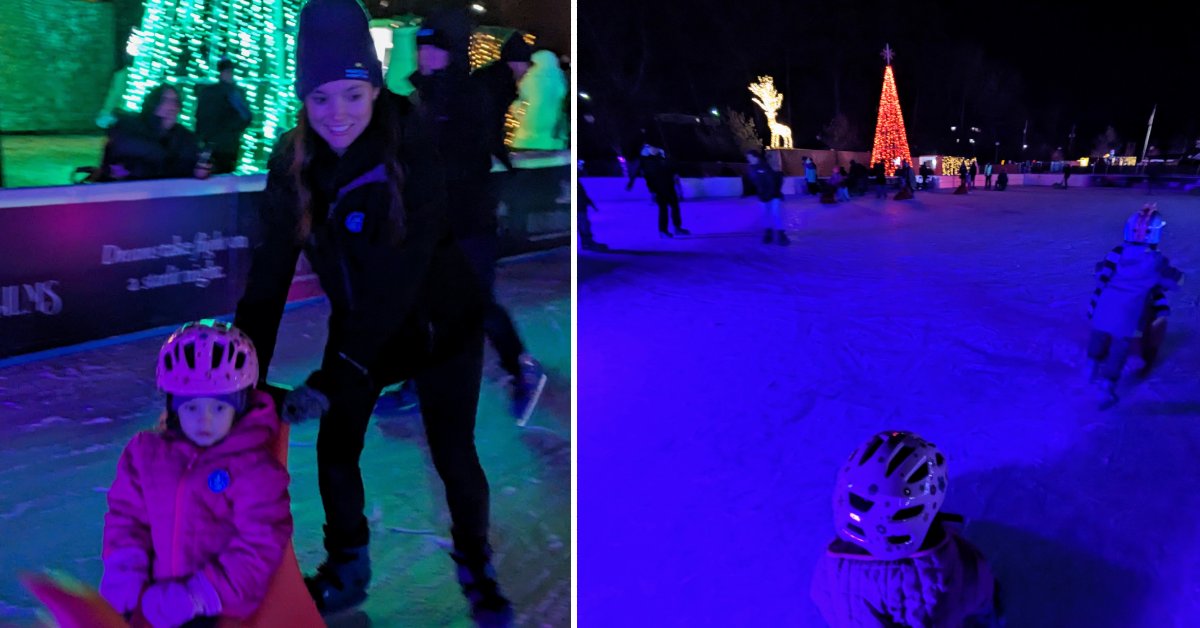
[
  {"xmin": 849, "ymin": 159, "xmax": 869, "ymax": 195},
  {"xmin": 471, "ymin": 32, "xmax": 533, "ymax": 171},
  {"xmin": 627, "ymin": 144, "xmax": 688, "ymax": 237},
  {"xmin": 995, "ymin": 167, "xmax": 1009, "ymax": 191},
  {"xmin": 872, "ymin": 160, "xmax": 888, "ymax": 198},
  {"xmin": 746, "ymin": 149, "xmax": 789, "ymax": 245},
  {"xmin": 97, "ymin": 84, "xmax": 203, "ymax": 181},
  {"xmin": 411, "ymin": 9, "xmax": 546, "ymax": 425},
  {"xmin": 231, "ymin": 1, "xmax": 511, "ymax": 624},
  {"xmin": 195, "ymin": 58, "xmax": 253, "ymax": 174}
]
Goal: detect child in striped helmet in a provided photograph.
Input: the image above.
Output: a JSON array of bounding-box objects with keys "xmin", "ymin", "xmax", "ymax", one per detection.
[{"xmin": 1087, "ymin": 204, "xmax": 1184, "ymax": 407}]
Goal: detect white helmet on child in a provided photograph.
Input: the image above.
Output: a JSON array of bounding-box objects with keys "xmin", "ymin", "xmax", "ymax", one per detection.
[
  {"xmin": 1124, "ymin": 203, "xmax": 1166, "ymax": 245},
  {"xmin": 156, "ymin": 320, "xmax": 259, "ymax": 396},
  {"xmin": 832, "ymin": 431, "xmax": 948, "ymax": 558}
]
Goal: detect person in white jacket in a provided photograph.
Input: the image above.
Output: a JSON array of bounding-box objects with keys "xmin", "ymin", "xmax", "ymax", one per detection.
[{"xmin": 509, "ymin": 50, "xmax": 567, "ymax": 151}]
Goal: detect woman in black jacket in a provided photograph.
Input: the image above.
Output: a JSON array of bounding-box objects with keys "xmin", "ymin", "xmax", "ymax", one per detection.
[
  {"xmin": 232, "ymin": 0, "xmax": 509, "ymax": 624},
  {"xmin": 98, "ymin": 84, "xmax": 203, "ymax": 181}
]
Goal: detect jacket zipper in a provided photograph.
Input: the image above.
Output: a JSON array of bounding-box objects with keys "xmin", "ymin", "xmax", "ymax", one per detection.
[{"xmin": 172, "ymin": 454, "xmax": 198, "ymax": 577}]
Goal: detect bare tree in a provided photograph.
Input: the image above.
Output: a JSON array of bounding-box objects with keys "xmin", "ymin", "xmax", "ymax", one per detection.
[
  {"xmin": 725, "ymin": 107, "xmax": 762, "ymax": 152},
  {"xmin": 820, "ymin": 113, "xmax": 863, "ymax": 150}
]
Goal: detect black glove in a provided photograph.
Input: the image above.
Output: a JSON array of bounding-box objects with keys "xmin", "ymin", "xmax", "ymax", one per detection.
[
  {"xmin": 303, "ymin": 353, "xmax": 376, "ymax": 412},
  {"xmin": 281, "ymin": 385, "xmax": 330, "ymax": 425}
]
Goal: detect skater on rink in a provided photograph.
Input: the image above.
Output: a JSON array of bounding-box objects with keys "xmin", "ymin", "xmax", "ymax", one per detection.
[
  {"xmin": 101, "ymin": 321, "xmax": 292, "ymax": 627},
  {"xmin": 232, "ymin": 0, "xmax": 511, "ymax": 623},
  {"xmin": 1086, "ymin": 203, "xmax": 1184, "ymax": 407},
  {"xmin": 627, "ymin": 144, "xmax": 689, "ymax": 238},
  {"xmin": 811, "ymin": 430, "xmax": 1001, "ymax": 627},
  {"xmin": 745, "ymin": 149, "xmax": 789, "ymax": 245}
]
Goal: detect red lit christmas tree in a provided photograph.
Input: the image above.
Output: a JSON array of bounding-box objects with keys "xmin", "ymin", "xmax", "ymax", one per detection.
[{"xmin": 869, "ymin": 45, "xmax": 913, "ymax": 175}]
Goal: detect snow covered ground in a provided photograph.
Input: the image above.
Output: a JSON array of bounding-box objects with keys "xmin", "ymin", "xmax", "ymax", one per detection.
[
  {"xmin": 578, "ymin": 186, "xmax": 1200, "ymax": 626},
  {"xmin": 0, "ymin": 249, "xmax": 571, "ymax": 627}
]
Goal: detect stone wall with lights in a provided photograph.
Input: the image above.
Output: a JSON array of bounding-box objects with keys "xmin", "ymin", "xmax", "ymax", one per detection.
[{"xmin": 0, "ymin": 3, "xmax": 115, "ymax": 132}]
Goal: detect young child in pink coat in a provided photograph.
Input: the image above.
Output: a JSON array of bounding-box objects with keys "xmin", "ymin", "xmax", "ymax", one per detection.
[
  {"xmin": 811, "ymin": 431, "xmax": 1001, "ymax": 627},
  {"xmin": 100, "ymin": 321, "xmax": 292, "ymax": 628}
]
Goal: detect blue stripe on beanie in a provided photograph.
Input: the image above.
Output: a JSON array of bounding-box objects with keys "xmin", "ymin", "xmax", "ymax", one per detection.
[{"xmin": 295, "ymin": 0, "xmax": 383, "ymax": 100}]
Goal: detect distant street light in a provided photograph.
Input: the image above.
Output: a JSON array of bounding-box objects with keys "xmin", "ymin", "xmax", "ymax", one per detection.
[
  {"xmin": 579, "ymin": 92, "xmax": 591, "ymax": 100},
  {"xmin": 470, "ymin": 3, "xmax": 486, "ymax": 13},
  {"xmin": 710, "ymin": 107, "xmax": 720, "ymax": 117}
]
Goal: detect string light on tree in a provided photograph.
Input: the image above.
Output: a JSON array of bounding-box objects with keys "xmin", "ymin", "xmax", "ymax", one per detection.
[
  {"xmin": 748, "ymin": 76, "xmax": 793, "ymax": 149},
  {"xmin": 121, "ymin": 0, "xmax": 303, "ymax": 173},
  {"xmin": 869, "ymin": 44, "xmax": 914, "ymax": 175}
]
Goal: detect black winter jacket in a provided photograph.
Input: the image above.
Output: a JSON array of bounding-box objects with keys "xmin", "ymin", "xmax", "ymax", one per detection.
[
  {"xmin": 233, "ymin": 91, "xmax": 484, "ymax": 381},
  {"xmin": 101, "ymin": 113, "xmax": 200, "ymax": 181}
]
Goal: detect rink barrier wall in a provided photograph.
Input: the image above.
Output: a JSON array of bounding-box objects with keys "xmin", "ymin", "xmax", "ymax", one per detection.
[
  {"xmin": 581, "ymin": 172, "xmax": 1200, "ymax": 202},
  {"xmin": 0, "ymin": 155, "xmax": 569, "ymax": 359}
]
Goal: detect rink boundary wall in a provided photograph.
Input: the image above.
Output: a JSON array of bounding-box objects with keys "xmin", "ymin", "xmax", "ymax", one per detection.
[
  {"xmin": 0, "ymin": 161, "xmax": 569, "ymax": 359},
  {"xmin": 581, "ymin": 173, "xmax": 1200, "ymax": 201}
]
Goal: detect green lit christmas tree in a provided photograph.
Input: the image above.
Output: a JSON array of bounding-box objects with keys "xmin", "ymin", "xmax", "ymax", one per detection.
[{"xmin": 121, "ymin": 0, "xmax": 303, "ymax": 173}]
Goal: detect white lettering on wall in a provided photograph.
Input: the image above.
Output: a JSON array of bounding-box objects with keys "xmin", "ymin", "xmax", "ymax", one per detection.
[
  {"xmin": 100, "ymin": 232, "xmax": 249, "ymax": 265},
  {"xmin": 0, "ymin": 281, "xmax": 62, "ymax": 317}
]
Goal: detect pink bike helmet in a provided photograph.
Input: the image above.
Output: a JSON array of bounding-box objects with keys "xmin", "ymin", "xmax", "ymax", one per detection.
[
  {"xmin": 833, "ymin": 431, "xmax": 948, "ymax": 558},
  {"xmin": 156, "ymin": 320, "xmax": 258, "ymax": 396}
]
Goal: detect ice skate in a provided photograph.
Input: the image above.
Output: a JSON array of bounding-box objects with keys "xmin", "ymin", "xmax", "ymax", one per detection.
[
  {"xmin": 305, "ymin": 545, "xmax": 371, "ymax": 615},
  {"xmin": 452, "ymin": 549, "xmax": 514, "ymax": 628},
  {"xmin": 511, "ymin": 354, "xmax": 548, "ymax": 427}
]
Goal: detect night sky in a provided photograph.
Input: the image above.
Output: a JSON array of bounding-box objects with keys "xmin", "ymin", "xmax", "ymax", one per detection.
[{"xmin": 578, "ymin": 0, "xmax": 1200, "ymax": 161}]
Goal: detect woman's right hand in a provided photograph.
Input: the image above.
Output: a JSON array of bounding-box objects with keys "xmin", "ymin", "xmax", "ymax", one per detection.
[{"xmin": 281, "ymin": 385, "xmax": 330, "ymax": 424}]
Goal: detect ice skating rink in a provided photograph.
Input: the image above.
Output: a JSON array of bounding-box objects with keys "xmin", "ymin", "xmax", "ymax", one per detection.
[
  {"xmin": 579, "ymin": 185, "xmax": 1199, "ymax": 626},
  {"xmin": 0, "ymin": 249, "xmax": 571, "ymax": 627}
]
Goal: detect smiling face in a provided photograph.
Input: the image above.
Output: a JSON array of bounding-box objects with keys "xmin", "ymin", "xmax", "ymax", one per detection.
[
  {"xmin": 304, "ymin": 80, "xmax": 381, "ymax": 155},
  {"xmin": 176, "ymin": 396, "xmax": 237, "ymax": 447}
]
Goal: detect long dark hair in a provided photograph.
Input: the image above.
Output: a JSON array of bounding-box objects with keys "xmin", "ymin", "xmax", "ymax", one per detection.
[
  {"xmin": 288, "ymin": 90, "xmax": 407, "ymax": 244},
  {"xmin": 140, "ymin": 84, "xmax": 181, "ymax": 132}
]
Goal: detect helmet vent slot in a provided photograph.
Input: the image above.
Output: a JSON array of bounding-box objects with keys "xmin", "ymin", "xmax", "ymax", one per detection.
[
  {"xmin": 183, "ymin": 344, "xmax": 196, "ymax": 369},
  {"xmin": 886, "ymin": 445, "xmax": 915, "ymax": 477},
  {"xmin": 848, "ymin": 492, "xmax": 873, "ymax": 512},
  {"xmin": 893, "ymin": 505, "xmax": 924, "ymax": 521},
  {"xmin": 858, "ymin": 436, "xmax": 884, "ymax": 465},
  {"xmin": 211, "ymin": 344, "xmax": 225, "ymax": 369},
  {"xmin": 906, "ymin": 462, "xmax": 930, "ymax": 484}
]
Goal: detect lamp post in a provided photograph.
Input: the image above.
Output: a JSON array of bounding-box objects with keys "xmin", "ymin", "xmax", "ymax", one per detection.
[{"xmin": 994, "ymin": 141, "xmax": 999, "ymax": 163}]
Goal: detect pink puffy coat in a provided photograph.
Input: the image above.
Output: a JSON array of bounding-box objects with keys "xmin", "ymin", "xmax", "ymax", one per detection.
[
  {"xmin": 102, "ymin": 390, "xmax": 292, "ymax": 619},
  {"xmin": 810, "ymin": 524, "xmax": 994, "ymax": 627}
]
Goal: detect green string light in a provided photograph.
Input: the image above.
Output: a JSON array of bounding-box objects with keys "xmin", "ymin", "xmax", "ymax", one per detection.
[{"xmin": 120, "ymin": 0, "xmax": 303, "ymax": 174}]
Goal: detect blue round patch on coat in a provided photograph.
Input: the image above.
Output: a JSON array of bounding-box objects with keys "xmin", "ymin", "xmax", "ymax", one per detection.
[
  {"xmin": 208, "ymin": 469, "xmax": 231, "ymax": 493},
  {"xmin": 345, "ymin": 212, "xmax": 365, "ymax": 233}
]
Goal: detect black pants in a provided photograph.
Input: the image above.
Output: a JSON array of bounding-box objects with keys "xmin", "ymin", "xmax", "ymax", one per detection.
[
  {"xmin": 458, "ymin": 233, "xmax": 526, "ymax": 378},
  {"xmin": 317, "ymin": 327, "xmax": 491, "ymax": 555},
  {"xmin": 655, "ymin": 193, "xmax": 682, "ymax": 233}
]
